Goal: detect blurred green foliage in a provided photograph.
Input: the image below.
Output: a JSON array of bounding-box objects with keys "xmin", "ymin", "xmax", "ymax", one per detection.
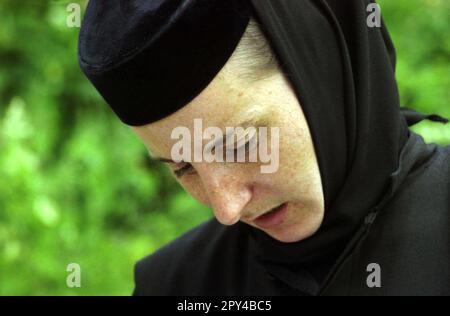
[
  {"xmin": 379, "ymin": 0, "xmax": 450, "ymax": 143},
  {"xmin": 0, "ymin": 0, "xmax": 448, "ymax": 295}
]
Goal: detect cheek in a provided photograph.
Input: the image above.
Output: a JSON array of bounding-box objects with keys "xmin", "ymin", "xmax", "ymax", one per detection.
[
  {"xmin": 281, "ymin": 124, "xmax": 313, "ymax": 171},
  {"xmin": 268, "ymin": 133, "xmax": 314, "ymax": 190},
  {"xmin": 178, "ymin": 177, "xmax": 210, "ymax": 206}
]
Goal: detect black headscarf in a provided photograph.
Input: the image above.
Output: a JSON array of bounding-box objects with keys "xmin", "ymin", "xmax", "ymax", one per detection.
[{"xmin": 247, "ymin": 0, "xmax": 447, "ymax": 289}]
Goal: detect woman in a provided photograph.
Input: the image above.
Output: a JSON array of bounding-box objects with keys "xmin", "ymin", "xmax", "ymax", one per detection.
[{"xmin": 78, "ymin": 0, "xmax": 449, "ymax": 295}]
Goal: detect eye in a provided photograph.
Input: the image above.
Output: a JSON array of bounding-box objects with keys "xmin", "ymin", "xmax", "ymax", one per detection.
[
  {"xmin": 174, "ymin": 163, "xmax": 195, "ymax": 178},
  {"xmin": 232, "ymin": 131, "xmax": 258, "ymax": 155},
  {"xmin": 238, "ymin": 137, "xmax": 258, "ymax": 153}
]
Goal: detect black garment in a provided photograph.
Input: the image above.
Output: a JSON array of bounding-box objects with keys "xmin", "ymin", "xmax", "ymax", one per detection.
[
  {"xmin": 133, "ymin": 133, "xmax": 450, "ymax": 296},
  {"xmin": 132, "ymin": 0, "xmax": 450, "ymax": 295}
]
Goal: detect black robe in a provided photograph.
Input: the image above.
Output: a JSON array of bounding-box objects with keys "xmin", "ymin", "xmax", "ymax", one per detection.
[
  {"xmin": 133, "ymin": 0, "xmax": 450, "ymax": 296},
  {"xmin": 133, "ymin": 133, "xmax": 450, "ymax": 296}
]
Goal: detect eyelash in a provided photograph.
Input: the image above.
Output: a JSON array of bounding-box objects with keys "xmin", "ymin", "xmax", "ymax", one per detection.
[
  {"xmin": 174, "ymin": 164, "xmax": 194, "ymax": 178},
  {"xmin": 174, "ymin": 137, "xmax": 257, "ymax": 178}
]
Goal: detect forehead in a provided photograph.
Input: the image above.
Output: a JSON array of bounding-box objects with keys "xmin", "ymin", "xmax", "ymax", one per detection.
[{"xmin": 132, "ymin": 75, "xmax": 274, "ymax": 156}]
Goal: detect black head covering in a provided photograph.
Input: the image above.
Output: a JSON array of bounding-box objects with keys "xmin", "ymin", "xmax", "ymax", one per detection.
[
  {"xmin": 248, "ymin": 0, "xmax": 409, "ymax": 261},
  {"xmin": 79, "ymin": 0, "xmax": 252, "ymax": 126}
]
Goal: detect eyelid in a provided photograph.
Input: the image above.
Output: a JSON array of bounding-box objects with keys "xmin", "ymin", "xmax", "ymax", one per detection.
[
  {"xmin": 232, "ymin": 130, "xmax": 258, "ymax": 152},
  {"xmin": 171, "ymin": 129, "xmax": 259, "ymax": 176},
  {"xmin": 222, "ymin": 129, "xmax": 257, "ymax": 151}
]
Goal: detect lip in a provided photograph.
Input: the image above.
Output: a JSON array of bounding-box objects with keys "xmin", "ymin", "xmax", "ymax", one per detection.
[{"xmin": 253, "ymin": 203, "xmax": 289, "ymax": 229}]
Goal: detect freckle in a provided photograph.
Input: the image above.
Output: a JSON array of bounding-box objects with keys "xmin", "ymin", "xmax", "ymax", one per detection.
[{"xmin": 238, "ymin": 92, "xmax": 244, "ymax": 97}]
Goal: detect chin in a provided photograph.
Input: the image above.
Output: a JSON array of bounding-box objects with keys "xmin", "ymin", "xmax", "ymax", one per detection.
[{"xmin": 263, "ymin": 214, "xmax": 323, "ymax": 243}]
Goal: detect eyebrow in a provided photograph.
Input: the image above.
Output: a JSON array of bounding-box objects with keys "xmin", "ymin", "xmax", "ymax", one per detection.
[{"xmin": 151, "ymin": 157, "xmax": 179, "ymax": 164}]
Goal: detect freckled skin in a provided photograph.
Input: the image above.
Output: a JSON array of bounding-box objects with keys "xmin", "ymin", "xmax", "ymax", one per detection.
[{"xmin": 132, "ymin": 59, "xmax": 325, "ymax": 243}]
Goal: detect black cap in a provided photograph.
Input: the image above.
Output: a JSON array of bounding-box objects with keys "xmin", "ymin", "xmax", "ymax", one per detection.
[{"xmin": 78, "ymin": 0, "xmax": 252, "ymax": 126}]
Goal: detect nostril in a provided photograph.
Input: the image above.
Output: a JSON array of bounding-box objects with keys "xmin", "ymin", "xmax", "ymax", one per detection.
[
  {"xmin": 215, "ymin": 210, "xmax": 241, "ymax": 226},
  {"xmin": 206, "ymin": 179, "xmax": 253, "ymax": 226}
]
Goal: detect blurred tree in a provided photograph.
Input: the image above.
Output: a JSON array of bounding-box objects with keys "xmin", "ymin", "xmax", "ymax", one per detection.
[
  {"xmin": 379, "ymin": 0, "xmax": 450, "ymax": 143},
  {"xmin": 0, "ymin": 0, "xmax": 211, "ymax": 295}
]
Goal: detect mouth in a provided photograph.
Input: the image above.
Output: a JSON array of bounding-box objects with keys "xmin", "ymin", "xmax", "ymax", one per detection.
[{"xmin": 252, "ymin": 203, "xmax": 289, "ymax": 229}]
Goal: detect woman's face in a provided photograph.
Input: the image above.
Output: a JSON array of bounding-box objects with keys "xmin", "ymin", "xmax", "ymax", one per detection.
[{"xmin": 132, "ymin": 66, "xmax": 325, "ymax": 243}]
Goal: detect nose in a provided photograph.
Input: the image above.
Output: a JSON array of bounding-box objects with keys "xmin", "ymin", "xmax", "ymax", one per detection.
[{"xmin": 197, "ymin": 164, "xmax": 252, "ymax": 226}]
